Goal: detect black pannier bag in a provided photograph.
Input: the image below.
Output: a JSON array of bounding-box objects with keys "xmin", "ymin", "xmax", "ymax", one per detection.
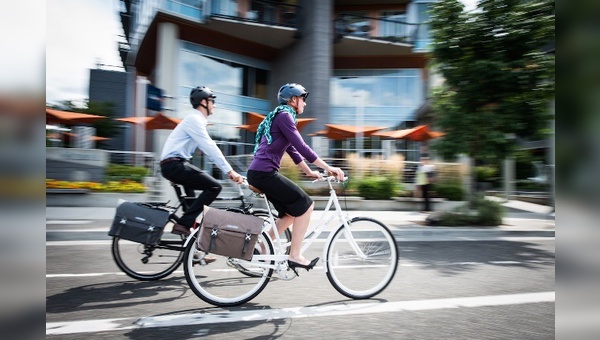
[
  {"xmin": 197, "ymin": 206, "xmax": 265, "ymax": 261},
  {"xmin": 109, "ymin": 201, "xmax": 170, "ymax": 246}
]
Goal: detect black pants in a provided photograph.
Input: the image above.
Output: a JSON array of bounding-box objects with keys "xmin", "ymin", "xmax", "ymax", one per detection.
[
  {"xmin": 422, "ymin": 183, "xmax": 431, "ymax": 211},
  {"xmin": 247, "ymin": 170, "xmax": 313, "ymax": 218},
  {"xmin": 160, "ymin": 160, "xmax": 222, "ymax": 227}
]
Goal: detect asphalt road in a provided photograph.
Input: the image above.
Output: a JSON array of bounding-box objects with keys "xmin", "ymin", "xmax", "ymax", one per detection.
[{"xmin": 46, "ymin": 216, "xmax": 555, "ymax": 339}]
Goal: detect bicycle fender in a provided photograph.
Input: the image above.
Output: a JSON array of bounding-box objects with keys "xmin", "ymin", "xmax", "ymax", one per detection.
[
  {"xmin": 183, "ymin": 227, "xmax": 201, "ymax": 248},
  {"xmin": 322, "ymin": 221, "xmax": 349, "ymax": 273}
]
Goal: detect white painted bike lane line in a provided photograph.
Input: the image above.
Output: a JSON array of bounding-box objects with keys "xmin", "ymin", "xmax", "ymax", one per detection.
[{"xmin": 46, "ymin": 291, "xmax": 555, "ymax": 336}]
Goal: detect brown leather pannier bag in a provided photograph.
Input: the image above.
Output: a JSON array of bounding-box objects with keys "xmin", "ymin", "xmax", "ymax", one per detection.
[{"xmin": 197, "ymin": 206, "xmax": 265, "ymax": 260}]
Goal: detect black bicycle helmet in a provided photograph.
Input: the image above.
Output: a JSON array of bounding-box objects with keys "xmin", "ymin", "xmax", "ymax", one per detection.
[
  {"xmin": 190, "ymin": 86, "xmax": 216, "ymax": 108},
  {"xmin": 277, "ymin": 83, "xmax": 309, "ymax": 104}
]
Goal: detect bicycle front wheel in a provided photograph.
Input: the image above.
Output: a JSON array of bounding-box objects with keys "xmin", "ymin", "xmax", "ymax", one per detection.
[
  {"xmin": 111, "ymin": 233, "xmax": 184, "ymax": 281},
  {"xmin": 325, "ymin": 217, "xmax": 398, "ymax": 299},
  {"xmin": 183, "ymin": 231, "xmax": 274, "ymax": 307}
]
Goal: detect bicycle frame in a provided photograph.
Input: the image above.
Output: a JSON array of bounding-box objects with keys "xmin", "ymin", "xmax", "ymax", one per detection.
[{"xmin": 184, "ymin": 176, "xmax": 367, "ymax": 274}]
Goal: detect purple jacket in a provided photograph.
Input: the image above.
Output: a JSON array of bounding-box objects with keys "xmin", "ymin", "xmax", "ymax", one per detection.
[{"xmin": 249, "ymin": 111, "xmax": 318, "ymax": 172}]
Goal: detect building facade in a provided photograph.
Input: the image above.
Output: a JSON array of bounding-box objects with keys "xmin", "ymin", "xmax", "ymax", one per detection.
[
  {"xmin": 89, "ymin": 68, "xmax": 134, "ymax": 151},
  {"xmin": 118, "ymin": 0, "xmax": 435, "ymax": 163}
]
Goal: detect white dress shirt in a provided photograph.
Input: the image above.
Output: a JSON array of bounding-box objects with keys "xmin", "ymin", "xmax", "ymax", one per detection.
[{"xmin": 160, "ymin": 108, "xmax": 233, "ymax": 174}]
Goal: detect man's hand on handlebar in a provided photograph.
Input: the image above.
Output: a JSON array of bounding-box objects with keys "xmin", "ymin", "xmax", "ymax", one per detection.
[{"xmin": 228, "ymin": 170, "xmax": 244, "ymax": 184}]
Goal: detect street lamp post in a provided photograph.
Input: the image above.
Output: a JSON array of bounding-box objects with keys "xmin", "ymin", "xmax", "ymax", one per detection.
[
  {"xmin": 355, "ymin": 93, "xmax": 364, "ymax": 157},
  {"xmin": 135, "ymin": 76, "xmax": 149, "ymax": 166},
  {"xmin": 504, "ymin": 133, "xmax": 516, "ymax": 201}
]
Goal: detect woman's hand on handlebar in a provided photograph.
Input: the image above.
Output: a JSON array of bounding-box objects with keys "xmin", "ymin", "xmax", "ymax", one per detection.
[
  {"xmin": 326, "ymin": 166, "xmax": 345, "ymax": 181},
  {"xmin": 305, "ymin": 170, "xmax": 322, "ymax": 180}
]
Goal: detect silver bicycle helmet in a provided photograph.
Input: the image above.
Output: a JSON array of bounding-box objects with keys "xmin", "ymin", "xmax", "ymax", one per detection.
[{"xmin": 277, "ymin": 83, "xmax": 309, "ymax": 104}]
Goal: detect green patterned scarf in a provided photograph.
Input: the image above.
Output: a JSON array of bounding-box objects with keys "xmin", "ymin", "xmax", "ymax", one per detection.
[{"xmin": 253, "ymin": 105, "xmax": 297, "ymax": 154}]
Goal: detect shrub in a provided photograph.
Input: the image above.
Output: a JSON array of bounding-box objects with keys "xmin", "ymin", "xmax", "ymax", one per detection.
[
  {"xmin": 279, "ymin": 154, "xmax": 301, "ymax": 183},
  {"xmin": 474, "ymin": 165, "xmax": 498, "ymax": 182},
  {"xmin": 346, "ymin": 153, "xmax": 404, "ymax": 182},
  {"xmin": 356, "ymin": 176, "xmax": 398, "ymax": 200},
  {"xmin": 434, "ymin": 182, "xmax": 464, "ymax": 201},
  {"xmin": 515, "ymin": 179, "xmax": 550, "ymax": 191},
  {"xmin": 428, "ymin": 197, "xmax": 504, "ymax": 226},
  {"xmin": 437, "ymin": 210, "xmax": 475, "ymax": 226},
  {"xmin": 106, "ymin": 164, "xmax": 149, "ymax": 182},
  {"xmin": 475, "ymin": 198, "xmax": 504, "ymax": 226}
]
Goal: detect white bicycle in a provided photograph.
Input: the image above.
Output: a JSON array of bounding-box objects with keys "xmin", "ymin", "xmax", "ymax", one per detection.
[{"xmin": 182, "ymin": 174, "xmax": 399, "ymax": 307}]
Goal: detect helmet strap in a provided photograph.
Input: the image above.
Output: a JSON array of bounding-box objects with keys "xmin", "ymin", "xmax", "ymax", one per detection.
[{"xmin": 200, "ymin": 99, "xmax": 212, "ymax": 116}]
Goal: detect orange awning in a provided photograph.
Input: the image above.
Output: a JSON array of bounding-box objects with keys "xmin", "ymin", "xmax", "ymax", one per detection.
[
  {"xmin": 236, "ymin": 112, "xmax": 316, "ymax": 133},
  {"xmin": 62, "ymin": 132, "xmax": 111, "ymax": 141},
  {"xmin": 46, "ymin": 108, "xmax": 107, "ymax": 125},
  {"xmin": 116, "ymin": 112, "xmax": 182, "ymax": 130},
  {"xmin": 373, "ymin": 125, "xmax": 445, "ymax": 141},
  {"xmin": 310, "ymin": 124, "xmax": 388, "ymax": 141}
]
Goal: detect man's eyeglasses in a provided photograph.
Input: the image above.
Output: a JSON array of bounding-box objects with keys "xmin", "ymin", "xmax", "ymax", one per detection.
[{"xmin": 207, "ymin": 98, "xmax": 215, "ymax": 103}]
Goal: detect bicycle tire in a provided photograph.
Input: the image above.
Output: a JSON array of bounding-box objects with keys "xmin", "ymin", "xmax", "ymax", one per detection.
[
  {"xmin": 183, "ymin": 230, "xmax": 274, "ymax": 307},
  {"xmin": 111, "ymin": 232, "xmax": 185, "ymax": 281},
  {"xmin": 325, "ymin": 217, "xmax": 398, "ymax": 299}
]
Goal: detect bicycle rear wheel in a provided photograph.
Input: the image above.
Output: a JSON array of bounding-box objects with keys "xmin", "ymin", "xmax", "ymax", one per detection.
[
  {"xmin": 325, "ymin": 217, "xmax": 398, "ymax": 299},
  {"xmin": 111, "ymin": 231, "xmax": 184, "ymax": 281},
  {"xmin": 183, "ymin": 231, "xmax": 274, "ymax": 307}
]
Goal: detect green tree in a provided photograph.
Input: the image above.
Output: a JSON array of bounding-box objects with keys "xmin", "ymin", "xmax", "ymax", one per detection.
[{"xmin": 428, "ymin": 0, "xmax": 554, "ymax": 200}]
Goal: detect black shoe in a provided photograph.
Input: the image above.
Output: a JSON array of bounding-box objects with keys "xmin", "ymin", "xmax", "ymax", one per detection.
[{"xmin": 288, "ymin": 257, "xmax": 319, "ymax": 276}]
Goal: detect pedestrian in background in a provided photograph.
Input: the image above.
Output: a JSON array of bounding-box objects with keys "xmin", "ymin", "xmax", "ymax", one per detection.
[{"xmin": 417, "ymin": 156, "xmax": 436, "ymax": 213}]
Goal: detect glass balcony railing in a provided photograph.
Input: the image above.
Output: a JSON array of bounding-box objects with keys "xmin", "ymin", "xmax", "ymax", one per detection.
[
  {"xmin": 126, "ymin": 1, "xmax": 428, "ymax": 57},
  {"xmin": 334, "ymin": 14, "xmax": 423, "ymax": 47},
  {"xmin": 209, "ymin": 0, "xmax": 301, "ymax": 28}
]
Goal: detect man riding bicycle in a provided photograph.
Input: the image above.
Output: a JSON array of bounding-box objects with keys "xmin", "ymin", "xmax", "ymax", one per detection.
[{"xmin": 159, "ymin": 86, "xmax": 244, "ymax": 236}]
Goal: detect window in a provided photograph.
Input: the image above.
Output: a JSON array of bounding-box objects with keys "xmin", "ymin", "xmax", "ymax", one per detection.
[
  {"xmin": 330, "ymin": 69, "xmax": 424, "ymax": 159},
  {"xmin": 179, "ymin": 48, "xmax": 271, "ymax": 139}
]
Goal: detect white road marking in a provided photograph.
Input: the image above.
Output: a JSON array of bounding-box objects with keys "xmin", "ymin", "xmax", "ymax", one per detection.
[
  {"xmin": 46, "ymin": 271, "xmax": 184, "ymax": 278},
  {"xmin": 46, "ymin": 272, "xmax": 129, "ymax": 278},
  {"xmin": 46, "ymin": 257, "xmax": 554, "ymax": 278},
  {"xmin": 47, "ymin": 240, "xmax": 113, "ymax": 246},
  {"xmin": 47, "ymin": 229, "xmax": 110, "ymax": 232},
  {"xmin": 46, "ymin": 291, "xmax": 555, "ymax": 335},
  {"xmin": 45, "ymin": 236, "xmax": 554, "ymax": 247},
  {"xmin": 46, "ymin": 220, "xmax": 93, "ymax": 225}
]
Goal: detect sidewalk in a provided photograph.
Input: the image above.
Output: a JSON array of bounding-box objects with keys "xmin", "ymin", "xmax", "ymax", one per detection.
[{"xmin": 46, "ymin": 199, "xmax": 554, "ymax": 232}]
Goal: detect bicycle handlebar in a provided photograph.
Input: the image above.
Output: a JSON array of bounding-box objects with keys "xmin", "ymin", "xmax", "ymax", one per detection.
[{"xmin": 312, "ymin": 172, "xmax": 348, "ymax": 183}]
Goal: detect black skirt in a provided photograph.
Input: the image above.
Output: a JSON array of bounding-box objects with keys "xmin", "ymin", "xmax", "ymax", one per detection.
[{"xmin": 247, "ymin": 170, "xmax": 313, "ymax": 218}]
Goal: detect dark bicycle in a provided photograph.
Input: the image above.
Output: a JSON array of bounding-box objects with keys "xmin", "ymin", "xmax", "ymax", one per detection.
[{"xmin": 111, "ymin": 182, "xmax": 291, "ymax": 281}]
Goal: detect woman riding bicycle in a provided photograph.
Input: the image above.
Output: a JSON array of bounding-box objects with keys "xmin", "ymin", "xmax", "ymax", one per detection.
[{"xmin": 247, "ymin": 83, "xmax": 345, "ymax": 274}]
